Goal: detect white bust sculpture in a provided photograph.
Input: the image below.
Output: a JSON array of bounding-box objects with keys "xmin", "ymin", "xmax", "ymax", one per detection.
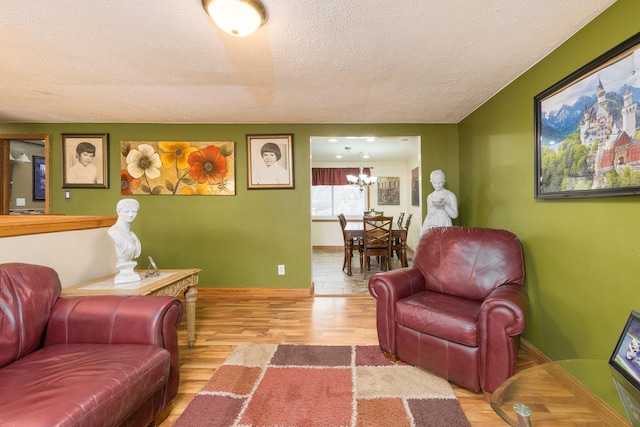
[
  {"xmin": 108, "ymin": 198, "xmax": 142, "ymax": 284},
  {"xmin": 420, "ymin": 169, "xmax": 458, "ymax": 235}
]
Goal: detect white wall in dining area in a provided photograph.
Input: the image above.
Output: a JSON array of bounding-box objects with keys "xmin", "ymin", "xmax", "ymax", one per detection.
[{"xmin": 311, "ymin": 161, "xmax": 422, "ymax": 250}]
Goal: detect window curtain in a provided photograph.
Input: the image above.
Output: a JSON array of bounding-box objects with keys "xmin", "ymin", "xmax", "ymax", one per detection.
[{"xmin": 312, "ymin": 167, "xmax": 373, "ymax": 186}]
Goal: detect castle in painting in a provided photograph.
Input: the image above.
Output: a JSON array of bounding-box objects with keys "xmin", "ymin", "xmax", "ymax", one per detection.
[{"xmin": 579, "ymin": 78, "xmax": 640, "ymax": 188}]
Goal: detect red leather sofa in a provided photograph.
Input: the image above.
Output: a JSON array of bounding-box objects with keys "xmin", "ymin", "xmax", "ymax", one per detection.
[
  {"xmin": 368, "ymin": 226, "xmax": 527, "ymax": 392},
  {"xmin": 0, "ymin": 263, "xmax": 183, "ymax": 427}
]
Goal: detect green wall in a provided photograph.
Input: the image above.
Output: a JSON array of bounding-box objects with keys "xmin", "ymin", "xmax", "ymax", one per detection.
[
  {"xmin": 7, "ymin": 2, "xmax": 634, "ymax": 362},
  {"xmin": 458, "ymin": 0, "xmax": 640, "ymax": 360},
  {"xmin": 0, "ymin": 123, "xmax": 458, "ymax": 291}
]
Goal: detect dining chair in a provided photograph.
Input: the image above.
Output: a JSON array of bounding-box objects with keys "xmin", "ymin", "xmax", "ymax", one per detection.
[
  {"xmin": 359, "ymin": 215, "xmax": 393, "ymax": 278},
  {"xmin": 338, "ymin": 214, "xmax": 357, "ymax": 272},
  {"xmin": 392, "ymin": 213, "xmax": 405, "ymax": 258},
  {"xmin": 392, "ymin": 213, "xmax": 413, "ymax": 262},
  {"xmin": 403, "ymin": 213, "xmax": 412, "ymax": 230}
]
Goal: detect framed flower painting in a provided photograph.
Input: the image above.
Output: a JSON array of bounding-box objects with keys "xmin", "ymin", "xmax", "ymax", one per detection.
[{"xmin": 120, "ymin": 141, "xmax": 235, "ymax": 195}]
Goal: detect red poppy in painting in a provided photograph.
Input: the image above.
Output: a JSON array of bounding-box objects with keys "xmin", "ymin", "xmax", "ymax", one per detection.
[
  {"xmin": 120, "ymin": 170, "xmax": 141, "ymax": 195},
  {"xmin": 188, "ymin": 145, "xmax": 228, "ymax": 184}
]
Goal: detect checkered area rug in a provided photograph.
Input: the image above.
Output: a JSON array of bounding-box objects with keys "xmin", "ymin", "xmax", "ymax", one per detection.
[{"xmin": 174, "ymin": 343, "xmax": 470, "ymax": 427}]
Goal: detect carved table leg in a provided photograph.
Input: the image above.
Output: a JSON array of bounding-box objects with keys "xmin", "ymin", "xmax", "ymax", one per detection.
[
  {"xmin": 401, "ymin": 240, "xmax": 408, "ymax": 267},
  {"xmin": 184, "ymin": 286, "xmax": 198, "ymax": 348},
  {"xmin": 346, "ymin": 239, "xmax": 353, "ymax": 275}
]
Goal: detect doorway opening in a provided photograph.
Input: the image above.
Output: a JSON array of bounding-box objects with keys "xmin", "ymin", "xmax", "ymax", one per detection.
[
  {"xmin": 0, "ymin": 134, "xmax": 50, "ymax": 215},
  {"xmin": 310, "ymin": 135, "xmax": 421, "ymax": 295}
]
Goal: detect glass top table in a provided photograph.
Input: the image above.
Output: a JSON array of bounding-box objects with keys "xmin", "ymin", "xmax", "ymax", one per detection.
[{"xmin": 490, "ymin": 359, "xmax": 637, "ymax": 426}]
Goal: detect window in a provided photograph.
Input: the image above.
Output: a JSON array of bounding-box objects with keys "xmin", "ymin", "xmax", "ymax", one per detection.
[{"xmin": 311, "ymin": 185, "xmax": 367, "ymax": 217}]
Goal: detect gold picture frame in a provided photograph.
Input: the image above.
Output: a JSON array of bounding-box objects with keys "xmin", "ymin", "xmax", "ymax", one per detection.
[
  {"xmin": 119, "ymin": 141, "xmax": 235, "ymax": 196},
  {"xmin": 246, "ymin": 134, "xmax": 294, "ymax": 189}
]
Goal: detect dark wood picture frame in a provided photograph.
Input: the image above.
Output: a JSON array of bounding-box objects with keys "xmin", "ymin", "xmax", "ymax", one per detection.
[
  {"xmin": 609, "ymin": 310, "xmax": 640, "ymax": 393},
  {"xmin": 246, "ymin": 134, "xmax": 294, "ymax": 189},
  {"xmin": 411, "ymin": 167, "xmax": 420, "ymax": 206},
  {"xmin": 534, "ymin": 32, "xmax": 640, "ymax": 199},
  {"xmin": 32, "ymin": 155, "xmax": 45, "ymax": 201},
  {"xmin": 62, "ymin": 133, "xmax": 109, "ymax": 189}
]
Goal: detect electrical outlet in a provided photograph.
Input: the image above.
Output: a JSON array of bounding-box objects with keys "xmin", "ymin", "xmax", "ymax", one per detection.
[
  {"xmin": 16, "ymin": 198, "xmax": 25, "ymax": 206},
  {"xmin": 278, "ymin": 265, "xmax": 285, "ymax": 275},
  {"xmin": 64, "ymin": 191, "xmax": 71, "ymax": 200}
]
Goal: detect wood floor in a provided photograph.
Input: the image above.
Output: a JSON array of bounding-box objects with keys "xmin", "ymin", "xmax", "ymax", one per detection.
[{"xmin": 158, "ymin": 289, "xmax": 538, "ymax": 426}]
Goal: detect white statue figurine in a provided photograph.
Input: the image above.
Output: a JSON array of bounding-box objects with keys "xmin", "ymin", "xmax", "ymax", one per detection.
[
  {"xmin": 420, "ymin": 169, "xmax": 458, "ymax": 235},
  {"xmin": 108, "ymin": 198, "xmax": 142, "ymax": 284}
]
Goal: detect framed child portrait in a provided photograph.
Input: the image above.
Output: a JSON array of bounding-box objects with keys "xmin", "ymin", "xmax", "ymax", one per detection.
[
  {"xmin": 62, "ymin": 133, "xmax": 109, "ymax": 189},
  {"xmin": 246, "ymin": 134, "xmax": 294, "ymax": 189}
]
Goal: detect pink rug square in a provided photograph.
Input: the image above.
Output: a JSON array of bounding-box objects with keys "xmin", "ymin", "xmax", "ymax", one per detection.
[{"xmin": 240, "ymin": 367, "xmax": 352, "ymax": 426}]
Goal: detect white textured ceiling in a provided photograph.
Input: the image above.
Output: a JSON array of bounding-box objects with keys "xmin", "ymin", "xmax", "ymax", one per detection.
[{"xmin": 0, "ymin": 0, "xmax": 616, "ymax": 124}]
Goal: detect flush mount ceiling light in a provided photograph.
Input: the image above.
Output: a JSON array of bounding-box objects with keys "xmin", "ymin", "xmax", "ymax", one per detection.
[{"xmin": 202, "ymin": 0, "xmax": 267, "ymax": 37}]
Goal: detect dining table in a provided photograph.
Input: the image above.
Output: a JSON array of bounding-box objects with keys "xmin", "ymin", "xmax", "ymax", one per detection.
[{"xmin": 343, "ymin": 221, "xmax": 408, "ymax": 276}]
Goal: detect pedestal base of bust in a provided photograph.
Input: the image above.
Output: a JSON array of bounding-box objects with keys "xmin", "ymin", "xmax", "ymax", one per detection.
[{"xmin": 114, "ymin": 261, "xmax": 141, "ymax": 284}]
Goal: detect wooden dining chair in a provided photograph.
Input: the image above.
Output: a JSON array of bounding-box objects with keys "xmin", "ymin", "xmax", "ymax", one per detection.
[
  {"xmin": 338, "ymin": 214, "xmax": 357, "ymax": 272},
  {"xmin": 392, "ymin": 213, "xmax": 405, "ymax": 257},
  {"xmin": 392, "ymin": 213, "xmax": 413, "ymax": 262},
  {"xmin": 404, "ymin": 213, "xmax": 413, "ymax": 230},
  {"xmin": 359, "ymin": 215, "xmax": 393, "ymax": 278}
]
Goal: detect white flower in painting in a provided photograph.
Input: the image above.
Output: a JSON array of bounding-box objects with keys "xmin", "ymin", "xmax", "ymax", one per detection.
[{"xmin": 126, "ymin": 144, "xmax": 161, "ymax": 179}]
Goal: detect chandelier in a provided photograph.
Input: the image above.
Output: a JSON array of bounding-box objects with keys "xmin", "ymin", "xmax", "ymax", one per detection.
[
  {"xmin": 347, "ymin": 168, "xmax": 377, "ymax": 191},
  {"xmin": 344, "ymin": 147, "xmax": 376, "ymax": 191}
]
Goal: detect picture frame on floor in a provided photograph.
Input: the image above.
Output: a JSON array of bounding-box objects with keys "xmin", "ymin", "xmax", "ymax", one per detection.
[{"xmin": 609, "ymin": 310, "xmax": 640, "ymax": 393}]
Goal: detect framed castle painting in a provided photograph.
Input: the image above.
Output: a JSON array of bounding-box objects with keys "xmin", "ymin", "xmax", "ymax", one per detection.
[{"xmin": 534, "ymin": 32, "xmax": 640, "ymax": 199}]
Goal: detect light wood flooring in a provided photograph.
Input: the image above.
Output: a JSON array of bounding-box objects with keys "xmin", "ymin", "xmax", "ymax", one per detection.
[{"xmin": 158, "ymin": 288, "xmax": 538, "ymax": 426}]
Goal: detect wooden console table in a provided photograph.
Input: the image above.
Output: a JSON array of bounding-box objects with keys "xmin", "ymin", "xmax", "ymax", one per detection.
[{"xmin": 62, "ymin": 269, "xmax": 200, "ymax": 348}]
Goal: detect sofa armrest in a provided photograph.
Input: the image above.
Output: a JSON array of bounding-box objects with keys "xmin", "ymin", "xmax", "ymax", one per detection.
[
  {"xmin": 478, "ymin": 284, "xmax": 528, "ymax": 392},
  {"xmin": 368, "ymin": 267, "xmax": 425, "ymax": 356},
  {"xmin": 44, "ymin": 295, "xmax": 184, "ymax": 408}
]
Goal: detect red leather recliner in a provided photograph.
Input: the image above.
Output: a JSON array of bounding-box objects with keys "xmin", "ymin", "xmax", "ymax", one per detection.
[{"xmin": 368, "ymin": 226, "xmax": 527, "ymax": 392}]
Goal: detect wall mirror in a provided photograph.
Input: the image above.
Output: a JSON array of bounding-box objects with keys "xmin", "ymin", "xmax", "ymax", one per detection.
[{"xmin": 0, "ymin": 134, "xmax": 50, "ymax": 215}]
